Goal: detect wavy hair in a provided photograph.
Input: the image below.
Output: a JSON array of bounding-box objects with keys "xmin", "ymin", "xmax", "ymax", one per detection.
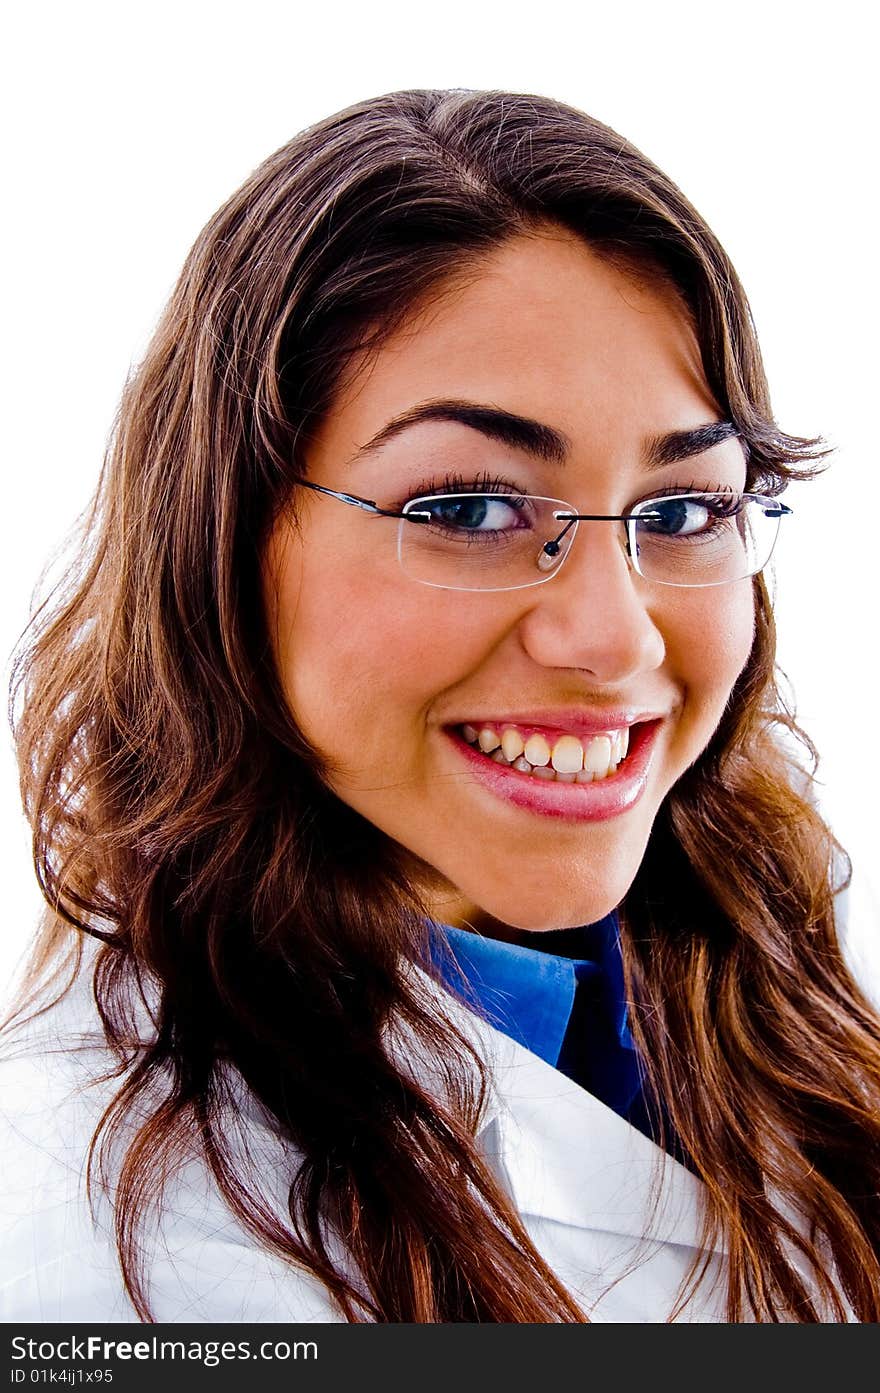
[{"xmin": 8, "ymin": 88, "xmax": 880, "ymax": 1322}]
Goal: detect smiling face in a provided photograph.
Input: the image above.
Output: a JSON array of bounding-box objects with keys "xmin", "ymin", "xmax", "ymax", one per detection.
[{"xmin": 263, "ymin": 228, "xmax": 755, "ymax": 935}]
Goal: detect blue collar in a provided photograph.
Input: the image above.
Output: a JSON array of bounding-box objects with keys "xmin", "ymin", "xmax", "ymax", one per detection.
[{"xmin": 432, "ymin": 912, "xmax": 645, "ymax": 1123}]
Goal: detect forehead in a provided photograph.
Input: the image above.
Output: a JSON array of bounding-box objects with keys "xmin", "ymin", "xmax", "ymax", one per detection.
[{"xmin": 308, "ymin": 228, "xmax": 721, "ymax": 473}]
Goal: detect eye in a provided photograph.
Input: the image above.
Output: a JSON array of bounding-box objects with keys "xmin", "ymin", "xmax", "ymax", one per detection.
[
  {"xmin": 412, "ymin": 493, "xmax": 528, "ymax": 532},
  {"xmin": 637, "ymin": 493, "xmax": 739, "ymax": 537}
]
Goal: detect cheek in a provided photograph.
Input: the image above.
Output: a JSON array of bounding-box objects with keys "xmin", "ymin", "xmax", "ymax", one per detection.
[
  {"xmin": 670, "ymin": 581, "xmax": 756, "ymax": 721},
  {"xmin": 265, "ymin": 524, "xmax": 497, "ymax": 766}
]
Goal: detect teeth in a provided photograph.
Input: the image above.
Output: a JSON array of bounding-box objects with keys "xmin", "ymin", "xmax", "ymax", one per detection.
[
  {"xmin": 461, "ymin": 722, "xmax": 634, "ymax": 783},
  {"xmin": 581, "ymin": 735, "xmax": 612, "ymax": 778},
  {"xmin": 550, "ymin": 735, "xmax": 584, "ymax": 774},
  {"xmin": 610, "ymin": 727, "xmax": 629, "ymax": 764},
  {"xmin": 500, "ymin": 728, "xmax": 525, "ymax": 762},
  {"xmin": 523, "ymin": 733, "xmax": 551, "ymax": 767}
]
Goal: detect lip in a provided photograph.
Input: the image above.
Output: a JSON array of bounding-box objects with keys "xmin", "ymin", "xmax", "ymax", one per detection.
[
  {"xmin": 443, "ymin": 717, "xmax": 663, "ymax": 823},
  {"xmin": 450, "ymin": 707, "xmax": 667, "ymax": 740}
]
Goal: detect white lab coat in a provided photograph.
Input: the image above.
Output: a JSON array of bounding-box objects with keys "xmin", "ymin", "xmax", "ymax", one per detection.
[{"xmin": 1, "ymin": 863, "xmax": 876, "ymax": 1324}]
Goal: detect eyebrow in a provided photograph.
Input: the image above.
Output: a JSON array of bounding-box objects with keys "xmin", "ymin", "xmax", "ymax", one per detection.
[{"xmin": 349, "ymin": 399, "xmax": 744, "ymax": 471}]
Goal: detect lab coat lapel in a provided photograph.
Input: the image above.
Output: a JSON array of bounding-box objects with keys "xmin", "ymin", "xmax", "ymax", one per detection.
[
  {"xmin": 474, "ymin": 1023, "xmax": 721, "ymax": 1255},
  {"xmin": 404, "ymin": 963, "xmax": 719, "ymax": 1256}
]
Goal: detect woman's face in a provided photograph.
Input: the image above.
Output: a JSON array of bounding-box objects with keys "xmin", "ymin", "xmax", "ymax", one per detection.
[{"xmin": 263, "ymin": 228, "xmax": 755, "ymax": 933}]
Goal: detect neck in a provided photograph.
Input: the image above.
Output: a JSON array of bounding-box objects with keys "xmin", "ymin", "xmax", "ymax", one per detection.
[{"xmin": 424, "ymin": 889, "xmax": 539, "ymax": 948}]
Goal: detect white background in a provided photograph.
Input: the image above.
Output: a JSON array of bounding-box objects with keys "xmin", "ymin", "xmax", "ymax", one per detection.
[{"xmin": 2, "ymin": 0, "xmax": 876, "ymax": 1000}]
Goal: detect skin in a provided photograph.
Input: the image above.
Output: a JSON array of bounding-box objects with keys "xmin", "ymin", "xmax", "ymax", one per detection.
[{"xmin": 263, "ymin": 227, "xmax": 755, "ymax": 937}]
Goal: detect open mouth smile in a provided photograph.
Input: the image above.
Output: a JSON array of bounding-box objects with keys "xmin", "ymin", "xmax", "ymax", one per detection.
[
  {"xmin": 459, "ymin": 721, "xmax": 631, "ymax": 781},
  {"xmin": 444, "ymin": 717, "xmax": 663, "ymax": 822}
]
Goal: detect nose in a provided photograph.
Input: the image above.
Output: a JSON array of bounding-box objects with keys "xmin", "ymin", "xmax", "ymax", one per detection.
[{"xmin": 517, "ymin": 518, "xmax": 666, "ymax": 682}]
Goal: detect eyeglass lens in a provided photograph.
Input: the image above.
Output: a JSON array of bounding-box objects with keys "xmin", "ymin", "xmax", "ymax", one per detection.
[{"xmin": 397, "ymin": 493, "xmax": 784, "ymax": 591}]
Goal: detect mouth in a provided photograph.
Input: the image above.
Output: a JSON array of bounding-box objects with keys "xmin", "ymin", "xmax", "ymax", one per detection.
[
  {"xmin": 443, "ymin": 717, "xmax": 663, "ymax": 822},
  {"xmin": 459, "ymin": 721, "xmax": 634, "ymax": 781}
]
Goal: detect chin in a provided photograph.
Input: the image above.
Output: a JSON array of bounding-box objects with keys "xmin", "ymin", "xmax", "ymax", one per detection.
[
  {"xmin": 411, "ymin": 839, "xmax": 644, "ymax": 935},
  {"xmin": 463, "ymin": 881, "xmax": 629, "ymax": 935},
  {"xmin": 495, "ymin": 906, "xmax": 618, "ymax": 934}
]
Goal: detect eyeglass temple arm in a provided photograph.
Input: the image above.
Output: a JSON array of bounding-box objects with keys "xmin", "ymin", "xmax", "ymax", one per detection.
[{"xmin": 293, "ymin": 478, "xmax": 409, "ymax": 519}]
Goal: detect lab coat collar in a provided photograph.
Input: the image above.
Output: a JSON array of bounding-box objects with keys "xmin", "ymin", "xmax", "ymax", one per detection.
[
  {"xmin": 243, "ymin": 957, "xmax": 722, "ymax": 1261},
  {"xmin": 403, "ymin": 960, "xmax": 722, "ymax": 1257},
  {"xmin": 473, "ymin": 1024, "xmax": 723, "ymax": 1254}
]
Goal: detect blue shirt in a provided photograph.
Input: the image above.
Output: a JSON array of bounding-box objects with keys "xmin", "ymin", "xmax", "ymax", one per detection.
[{"xmin": 434, "ymin": 912, "xmax": 656, "ymax": 1138}]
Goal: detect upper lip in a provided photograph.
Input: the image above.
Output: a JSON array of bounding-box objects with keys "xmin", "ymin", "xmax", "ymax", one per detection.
[{"xmin": 447, "ymin": 707, "xmax": 669, "ymax": 737}]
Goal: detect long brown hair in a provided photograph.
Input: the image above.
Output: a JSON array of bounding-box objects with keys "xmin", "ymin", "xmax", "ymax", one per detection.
[{"xmin": 8, "ymin": 88, "xmax": 880, "ymax": 1322}]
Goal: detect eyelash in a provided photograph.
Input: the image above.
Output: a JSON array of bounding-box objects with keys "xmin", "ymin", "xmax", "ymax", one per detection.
[
  {"xmin": 397, "ymin": 470, "xmax": 739, "ymax": 508},
  {"xmin": 396, "ymin": 470, "xmax": 521, "ymax": 507}
]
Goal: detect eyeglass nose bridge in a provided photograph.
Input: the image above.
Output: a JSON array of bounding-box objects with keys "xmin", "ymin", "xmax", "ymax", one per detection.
[{"xmin": 538, "ymin": 508, "xmax": 659, "ymax": 575}]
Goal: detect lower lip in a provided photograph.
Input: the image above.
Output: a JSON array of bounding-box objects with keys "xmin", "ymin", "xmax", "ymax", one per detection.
[{"xmin": 444, "ymin": 721, "xmax": 662, "ymax": 822}]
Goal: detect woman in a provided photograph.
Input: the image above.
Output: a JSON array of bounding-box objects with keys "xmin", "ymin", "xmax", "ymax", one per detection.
[{"xmin": 3, "ymin": 87, "xmax": 879, "ymax": 1324}]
